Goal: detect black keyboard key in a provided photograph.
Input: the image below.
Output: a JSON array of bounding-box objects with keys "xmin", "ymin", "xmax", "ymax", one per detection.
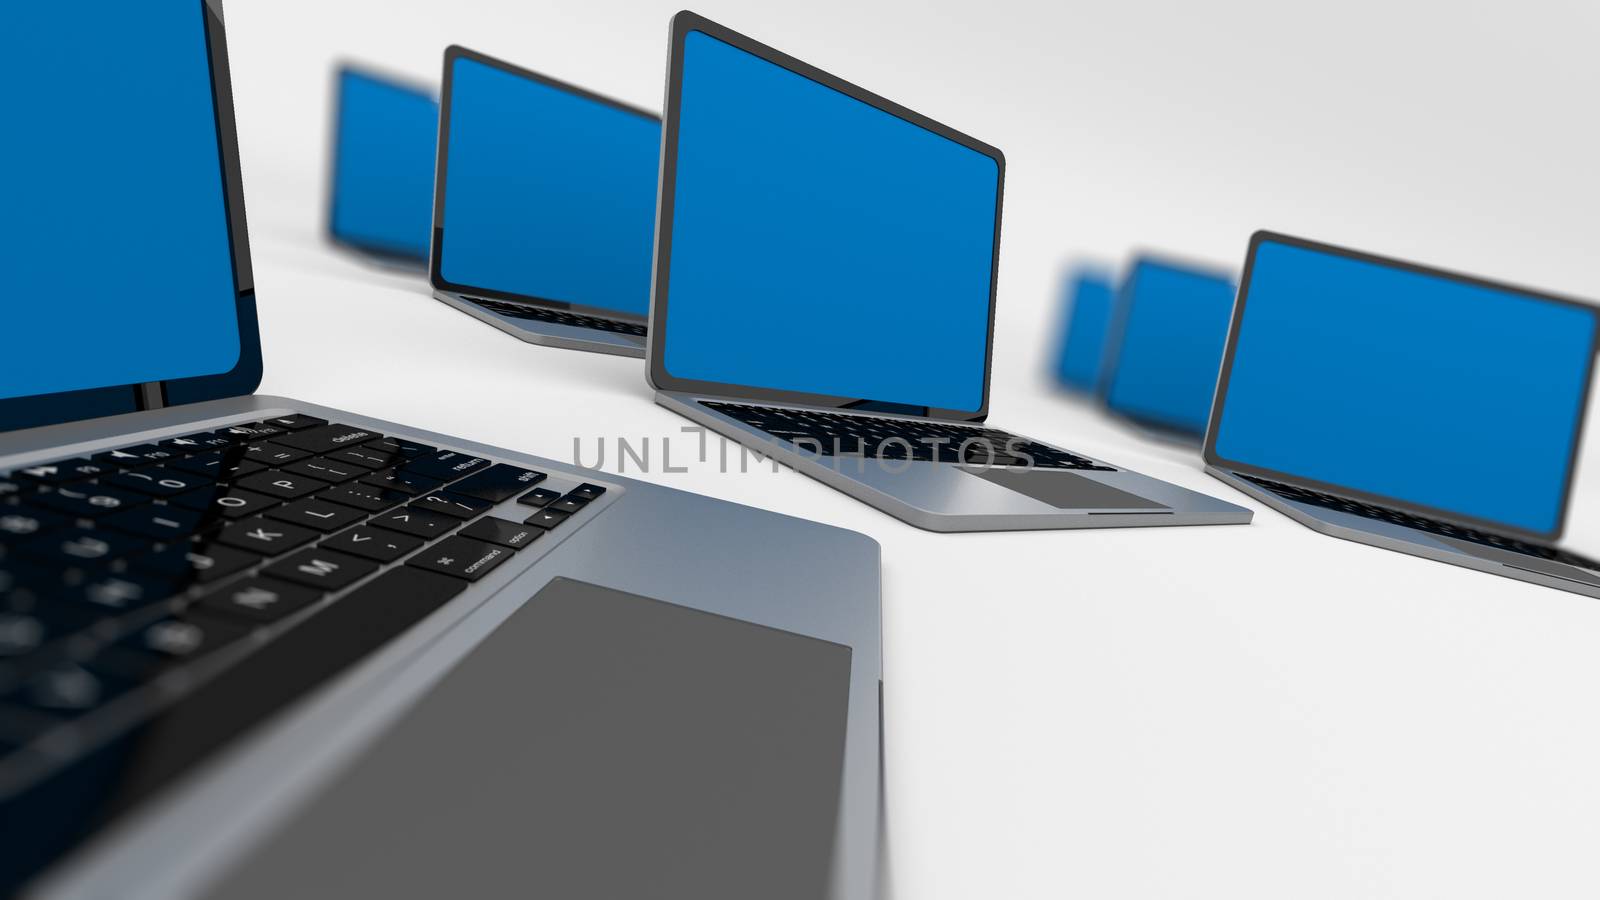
[
  {"xmin": 233, "ymin": 470, "xmax": 329, "ymax": 501},
  {"xmin": 320, "ymin": 483, "xmax": 411, "ymax": 513},
  {"xmin": 17, "ymin": 528, "xmax": 144, "ymax": 567},
  {"xmin": 199, "ymin": 577, "xmax": 322, "ymax": 624},
  {"xmin": 445, "ymin": 464, "xmax": 545, "ymax": 502},
  {"xmin": 266, "ymin": 498, "xmax": 364, "ymax": 533},
  {"xmin": 325, "ymin": 446, "xmax": 400, "ymax": 470},
  {"xmin": 0, "ymin": 506, "xmax": 69, "ymax": 539},
  {"xmin": 0, "ymin": 477, "xmax": 20, "ymax": 500},
  {"xmin": 412, "ymin": 492, "xmax": 491, "ymax": 520},
  {"xmin": 72, "ymin": 571, "xmax": 176, "ymax": 612},
  {"xmin": 369, "ymin": 506, "xmax": 458, "ymax": 539},
  {"xmin": 0, "ymin": 611, "xmax": 48, "ymax": 658},
  {"xmin": 123, "ymin": 444, "xmax": 183, "ymax": 466},
  {"xmin": 358, "ymin": 468, "xmax": 440, "ymax": 496},
  {"xmin": 567, "ymin": 483, "xmax": 606, "ymax": 503},
  {"xmin": 261, "ymin": 548, "xmax": 376, "ymax": 592},
  {"xmin": 100, "ymin": 505, "xmax": 206, "ymax": 542},
  {"xmin": 103, "ymin": 467, "xmax": 212, "ymax": 498},
  {"xmin": 213, "ymin": 517, "xmax": 318, "ymax": 556},
  {"xmin": 406, "ymin": 536, "xmax": 514, "ymax": 582},
  {"xmin": 458, "ymin": 517, "xmax": 543, "ymax": 550},
  {"xmin": 168, "ymin": 450, "xmax": 266, "ymax": 480},
  {"xmin": 216, "ymin": 422, "xmax": 286, "ymax": 441},
  {"xmin": 362, "ymin": 436, "xmax": 434, "ymax": 458},
  {"xmin": 267, "ymin": 423, "xmax": 381, "ymax": 455},
  {"xmin": 88, "ymin": 614, "xmax": 249, "ymax": 683},
  {"xmin": 90, "ymin": 447, "xmax": 152, "ymax": 468},
  {"xmin": 130, "ymin": 543, "xmax": 260, "ymax": 585},
  {"xmin": 517, "ymin": 487, "xmax": 560, "ymax": 508},
  {"xmin": 546, "ymin": 497, "xmax": 586, "ymax": 515},
  {"xmin": 320, "ymin": 525, "xmax": 423, "ymax": 563},
  {"xmin": 15, "ymin": 458, "xmax": 108, "ymax": 484},
  {"xmin": 261, "ymin": 414, "xmax": 326, "ymax": 431},
  {"xmin": 160, "ymin": 433, "xmax": 227, "ymax": 453},
  {"xmin": 17, "ymin": 663, "xmax": 125, "ymax": 715},
  {"xmin": 403, "ymin": 450, "xmax": 490, "ymax": 481},
  {"xmin": 170, "ymin": 485, "xmax": 280, "ymax": 519},
  {"xmin": 29, "ymin": 484, "xmax": 148, "ymax": 518},
  {"xmin": 241, "ymin": 442, "xmax": 310, "ymax": 467},
  {"xmin": 522, "ymin": 508, "xmax": 570, "ymax": 530},
  {"xmin": 283, "ymin": 457, "xmax": 364, "ymax": 484}
]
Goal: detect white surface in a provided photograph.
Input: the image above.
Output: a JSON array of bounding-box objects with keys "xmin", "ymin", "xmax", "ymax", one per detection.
[{"xmin": 224, "ymin": 1, "xmax": 1600, "ymax": 897}]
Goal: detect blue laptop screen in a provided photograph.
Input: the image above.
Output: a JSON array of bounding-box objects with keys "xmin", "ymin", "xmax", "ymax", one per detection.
[
  {"xmin": 439, "ymin": 56, "xmax": 660, "ymax": 317},
  {"xmin": 661, "ymin": 31, "xmax": 1001, "ymax": 413},
  {"xmin": 1055, "ymin": 272, "xmax": 1116, "ymax": 392},
  {"xmin": 1213, "ymin": 239, "xmax": 1598, "ymax": 535},
  {"xmin": 2, "ymin": 3, "xmax": 241, "ymax": 401},
  {"xmin": 330, "ymin": 69, "xmax": 438, "ymax": 260},
  {"xmin": 1104, "ymin": 260, "xmax": 1236, "ymax": 435}
]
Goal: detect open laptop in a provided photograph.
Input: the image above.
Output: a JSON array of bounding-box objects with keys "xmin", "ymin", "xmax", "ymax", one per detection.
[
  {"xmin": 647, "ymin": 13, "xmax": 1251, "ymax": 533},
  {"xmin": 325, "ymin": 64, "xmax": 438, "ymax": 268},
  {"xmin": 1053, "ymin": 268, "xmax": 1118, "ymax": 393},
  {"xmin": 1207, "ymin": 231, "xmax": 1600, "ymax": 598},
  {"xmin": 0, "ymin": 6, "xmax": 883, "ymax": 897},
  {"xmin": 1100, "ymin": 256, "xmax": 1237, "ymax": 444},
  {"xmin": 429, "ymin": 46, "xmax": 658, "ymax": 357}
]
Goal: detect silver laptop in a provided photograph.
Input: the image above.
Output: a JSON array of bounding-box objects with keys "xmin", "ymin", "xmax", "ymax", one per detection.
[
  {"xmin": 645, "ymin": 13, "xmax": 1251, "ymax": 533},
  {"xmin": 1, "ymin": 6, "xmax": 882, "ymax": 897},
  {"xmin": 1206, "ymin": 231, "xmax": 1600, "ymax": 598},
  {"xmin": 428, "ymin": 46, "xmax": 657, "ymax": 357}
]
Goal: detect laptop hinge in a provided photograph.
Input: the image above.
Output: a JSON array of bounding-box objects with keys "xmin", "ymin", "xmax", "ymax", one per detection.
[{"xmin": 135, "ymin": 381, "xmax": 166, "ymax": 412}]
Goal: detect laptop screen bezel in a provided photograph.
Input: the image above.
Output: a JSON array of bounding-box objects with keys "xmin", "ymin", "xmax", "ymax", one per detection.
[
  {"xmin": 325, "ymin": 62, "xmax": 438, "ymax": 266},
  {"xmin": 428, "ymin": 45, "xmax": 659, "ymax": 325},
  {"xmin": 0, "ymin": 0, "xmax": 262, "ymax": 434},
  {"xmin": 645, "ymin": 11, "xmax": 1006, "ymax": 422},
  {"xmin": 1202, "ymin": 230, "xmax": 1600, "ymax": 543}
]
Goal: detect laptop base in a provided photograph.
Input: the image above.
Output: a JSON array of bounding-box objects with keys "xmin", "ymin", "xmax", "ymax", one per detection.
[
  {"xmin": 1211, "ymin": 467, "xmax": 1600, "ymax": 599},
  {"xmin": 434, "ymin": 291, "xmax": 646, "ymax": 358},
  {"xmin": 660, "ymin": 392, "xmax": 1252, "ymax": 533}
]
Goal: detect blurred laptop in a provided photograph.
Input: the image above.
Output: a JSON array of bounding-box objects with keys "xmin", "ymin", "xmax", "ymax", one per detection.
[
  {"xmin": 1100, "ymin": 256, "xmax": 1237, "ymax": 444},
  {"xmin": 1053, "ymin": 268, "xmax": 1118, "ymax": 393},
  {"xmin": 646, "ymin": 13, "xmax": 1251, "ymax": 532},
  {"xmin": 326, "ymin": 64, "xmax": 438, "ymax": 268},
  {"xmin": 0, "ymin": 6, "xmax": 883, "ymax": 897},
  {"xmin": 1207, "ymin": 231, "xmax": 1600, "ymax": 597},
  {"xmin": 429, "ymin": 46, "xmax": 658, "ymax": 357}
]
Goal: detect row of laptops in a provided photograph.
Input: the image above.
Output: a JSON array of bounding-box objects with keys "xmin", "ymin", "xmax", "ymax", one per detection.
[
  {"xmin": 1051, "ymin": 240, "xmax": 1600, "ymax": 598},
  {"xmin": 1, "ymin": 8, "xmax": 891, "ymax": 897}
]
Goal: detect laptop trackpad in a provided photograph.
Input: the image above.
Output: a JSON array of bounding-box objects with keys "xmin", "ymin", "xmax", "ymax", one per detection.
[
  {"xmin": 209, "ymin": 578, "xmax": 854, "ymax": 900},
  {"xmin": 964, "ymin": 467, "xmax": 1169, "ymax": 511}
]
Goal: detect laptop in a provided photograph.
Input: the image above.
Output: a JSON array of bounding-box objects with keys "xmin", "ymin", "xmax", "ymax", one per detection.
[
  {"xmin": 0, "ymin": 6, "xmax": 883, "ymax": 898},
  {"xmin": 429, "ymin": 46, "xmax": 658, "ymax": 357},
  {"xmin": 1206, "ymin": 231, "xmax": 1600, "ymax": 598},
  {"xmin": 1053, "ymin": 268, "xmax": 1118, "ymax": 393},
  {"xmin": 1100, "ymin": 256, "xmax": 1237, "ymax": 444},
  {"xmin": 646, "ymin": 13, "xmax": 1252, "ymax": 533},
  {"xmin": 325, "ymin": 64, "xmax": 439, "ymax": 268}
]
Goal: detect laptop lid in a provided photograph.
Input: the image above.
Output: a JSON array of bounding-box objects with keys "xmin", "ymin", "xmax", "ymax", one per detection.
[
  {"xmin": 0, "ymin": 0, "xmax": 259, "ymax": 435},
  {"xmin": 647, "ymin": 12, "xmax": 1005, "ymax": 422},
  {"xmin": 1204, "ymin": 231, "xmax": 1600, "ymax": 542},
  {"xmin": 327, "ymin": 64, "xmax": 438, "ymax": 263},
  {"xmin": 1055, "ymin": 269, "xmax": 1117, "ymax": 393},
  {"xmin": 429, "ymin": 46, "xmax": 660, "ymax": 323},
  {"xmin": 1101, "ymin": 257, "xmax": 1237, "ymax": 436}
]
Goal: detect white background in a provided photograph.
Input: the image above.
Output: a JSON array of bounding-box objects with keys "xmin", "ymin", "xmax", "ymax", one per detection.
[{"xmin": 223, "ymin": 1, "xmax": 1600, "ymax": 897}]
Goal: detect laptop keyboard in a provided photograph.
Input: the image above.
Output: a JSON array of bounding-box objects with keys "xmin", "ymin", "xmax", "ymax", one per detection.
[
  {"xmin": 466, "ymin": 296, "xmax": 647, "ymax": 337},
  {"xmin": 1241, "ymin": 474, "xmax": 1600, "ymax": 572},
  {"xmin": 703, "ymin": 401, "xmax": 1116, "ymax": 471},
  {"xmin": 0, "ymin": 413, "xmax": 611, "ymax": 888}
]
